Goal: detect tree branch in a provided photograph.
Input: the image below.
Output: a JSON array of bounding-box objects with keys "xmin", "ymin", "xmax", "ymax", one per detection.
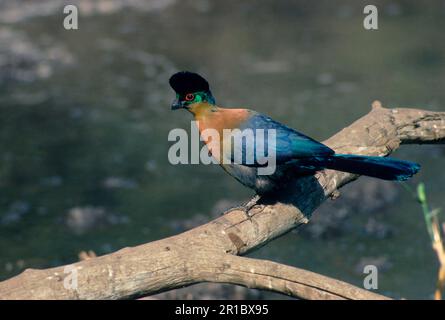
[
  {"xmin": 0, "ymin": 103, "xmax": 444, "ymax": 300},
  {"xmin": 195, "ymin": 254, "xmax": 389, "ymax": 300}
]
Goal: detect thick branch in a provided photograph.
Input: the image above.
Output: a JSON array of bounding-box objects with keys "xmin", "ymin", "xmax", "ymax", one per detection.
[
  {"xmin": 196, "ymin": 255, "xmax": 388, "ymax": 300},
  {"xmin": 0, "ymin": 103, "xmax": 444, "ymax": 300}
]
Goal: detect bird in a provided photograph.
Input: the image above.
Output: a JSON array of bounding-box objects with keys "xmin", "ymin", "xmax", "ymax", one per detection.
[{"xmin": 168, "ymin": 71, "xmax": 420, "ymax": 199}]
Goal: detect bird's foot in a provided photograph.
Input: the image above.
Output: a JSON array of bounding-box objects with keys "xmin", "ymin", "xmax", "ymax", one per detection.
[
  {"xmin": 222, "ymin": 195, "xmax": 262, "ymax": 220},
  {"xmin": 330, "ymin": 189, "xmax": 341, "ymax": 200}
]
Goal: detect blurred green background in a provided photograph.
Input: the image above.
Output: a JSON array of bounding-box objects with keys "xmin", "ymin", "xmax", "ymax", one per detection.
[{"xmin": 0, "ymin": 0, "xmax": 444, "ymax": 299}]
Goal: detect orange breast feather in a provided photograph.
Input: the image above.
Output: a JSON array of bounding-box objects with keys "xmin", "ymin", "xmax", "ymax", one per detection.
[{"xmin": 193, "ymin": 105, "xmax": 250, "ymax": 163}]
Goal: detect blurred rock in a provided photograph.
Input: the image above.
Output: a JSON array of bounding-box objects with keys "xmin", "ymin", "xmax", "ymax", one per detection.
[
  {"xmin": 317, "ymin": 73, "xmax": 334, "ymax": 85},
  {"xmin": 249, "ymin": 59, "xmax": 292, "ymax": 74},
  {"xmin": 0, "ymin": 27, "xmax": 74, "ymax": 84},
  {"xmin": 4, "ymin": 262, "xmax": 14, "ymax": 272},
  {"xmin": 103, "ymin": 176, "xmax": 137, "ymax": 189},
  {"xmin": 363, "ymin": 217, "xmax": 394, "ymax": 239},
  {"xmin": 65, "ymin": 206, "xmax": 129, "ymax": 234},
  {"xmin": 147, "ymin": 282, "xmax": 264, "ymax": 300},
  {"xmin": 335, "ymin": 81, "xmax": 357, "ymax": 93},
  {"xmin": 0, "ymin": 0, "xmax": 177, "ymax": 24},
  {"xmin": 145, "ymin": 160, "xmax": 158, "ymax": 172},
  {"xmin": 40, "ymin": 176, "xmax": 63, "ymax": 187},
  {"xmin": 66, "ymin": 206, "xmax": 106, "ymax": 234},
  {"xmin": 345, "ymin": 178, "xmax": 399, "ymax": 213},
  {"xmin": 1, "ymin": 201, "xmax": 31, "ymax": 225},
  {"xmin": 354, "ymin": 256, "xmax": 392, "ymax": 274},
  {"xmin": 4, "ymin": 259, "xmax": 26, "ymax": 273}
]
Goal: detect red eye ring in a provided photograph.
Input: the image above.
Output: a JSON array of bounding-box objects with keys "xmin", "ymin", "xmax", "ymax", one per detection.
[{"xmin": 185, "ymin": 93, "xmax": 195, "ymax": 101}]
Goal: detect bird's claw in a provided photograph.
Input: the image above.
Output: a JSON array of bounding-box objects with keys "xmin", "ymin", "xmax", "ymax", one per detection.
[
  {"xmin": 222, "ymin": 195, "xmax": 262, "ymax": 221},
  {"xmin": 330, "ymin": 189, "xmax": 341, "ymax": 200}
]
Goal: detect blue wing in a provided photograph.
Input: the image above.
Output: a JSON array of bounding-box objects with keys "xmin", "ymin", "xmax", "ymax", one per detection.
[{"xmin": 228, "ymin": 111, "xmax": 334, "ymax": 166}]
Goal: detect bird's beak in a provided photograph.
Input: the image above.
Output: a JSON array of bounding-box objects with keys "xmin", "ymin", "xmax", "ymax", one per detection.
[{"xmin": 171, "ymin": 99, "xmax": 182, "ymax": 110}]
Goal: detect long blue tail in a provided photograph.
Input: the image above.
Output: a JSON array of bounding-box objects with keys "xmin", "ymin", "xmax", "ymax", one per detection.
[{"xmin": 325, "ymin": 154, "xmax": 420, "ymax": 181}]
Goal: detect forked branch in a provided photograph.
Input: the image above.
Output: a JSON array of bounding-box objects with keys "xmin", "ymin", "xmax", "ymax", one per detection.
[{"xmin": 0, "ymin": 102, "xmax": 444, "ymax": 300}]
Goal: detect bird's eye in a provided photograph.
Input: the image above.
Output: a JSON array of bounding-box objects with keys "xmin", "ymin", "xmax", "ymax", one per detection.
[{"xmin": 185, "ymin": 93, "xmax": 195, "ymax": 101}]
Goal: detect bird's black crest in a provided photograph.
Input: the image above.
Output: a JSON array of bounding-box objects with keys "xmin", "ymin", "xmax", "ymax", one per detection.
[{"xmin": 169, "ymin": 71, "xmax": 210, "ymax": 95}]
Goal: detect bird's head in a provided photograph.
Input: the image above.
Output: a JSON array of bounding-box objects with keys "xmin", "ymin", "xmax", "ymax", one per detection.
[{"xmin": 169, "ymin": 71, "xmax": 216, "ymax": 111}]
